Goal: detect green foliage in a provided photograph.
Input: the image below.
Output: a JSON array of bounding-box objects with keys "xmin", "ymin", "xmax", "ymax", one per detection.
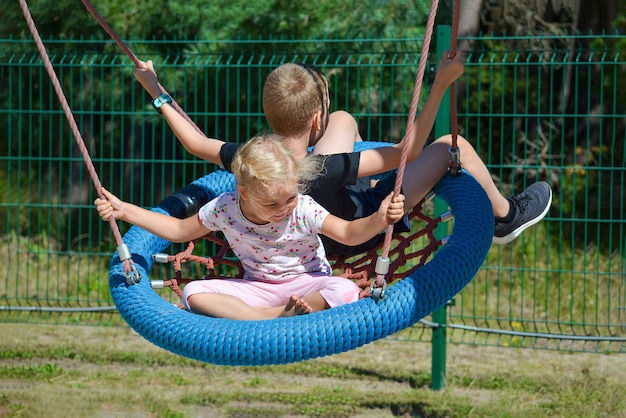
[
  {"xmin": 102, "ymin": 0, "xmax": 276, "ymax": 40},
  {"xmin": 239, "ymin": 0, "xmax": 430, "ymax": 39},
  {"xmin": 1, "ymin": 0, "xmax": 100, "ymax": 38},
  {"xmin": 3, "ymin": 0, "xmax": 430, "ymax": 40}
]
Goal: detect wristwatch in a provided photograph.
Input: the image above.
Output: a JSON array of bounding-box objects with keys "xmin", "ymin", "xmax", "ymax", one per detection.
[{"xmin": 151, "ymin": 94, "xmax": 172, "ymax": 114}]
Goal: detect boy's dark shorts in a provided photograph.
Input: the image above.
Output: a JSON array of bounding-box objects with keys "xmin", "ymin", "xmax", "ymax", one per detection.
[
  {"xmin": 350, "ymin": 172, "xmax": 410, "ymax": 234},
  {"xmin": 322, "ymin": 172, "xmax": 411, "ymax": 257}
]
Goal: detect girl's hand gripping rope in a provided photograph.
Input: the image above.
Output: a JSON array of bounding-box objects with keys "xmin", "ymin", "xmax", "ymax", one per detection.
[
  {"xmin": 94, "ymin": 188, "xmax": 140, "ymax": 285},
  {"xmin": 95, "ymin": 188, "xmax": 124, "ymax": 222},
  {"xmin": 370, "ymin": 192, "xmax": 405, "ymax": 300}
]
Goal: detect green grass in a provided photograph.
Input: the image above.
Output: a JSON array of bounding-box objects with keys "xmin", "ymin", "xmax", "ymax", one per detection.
[{"xmin": 0, "ymin": 323, "xmax": 625, "ymax": 418}]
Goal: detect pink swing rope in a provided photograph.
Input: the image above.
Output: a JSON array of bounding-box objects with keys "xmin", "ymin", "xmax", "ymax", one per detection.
[
  {"xmin": 375, "ymin": 0, "xmax": 461, "ymax": 288},
  {"xmin": 17, "ymin": 0, "xmax": 138, "ymax": 281},
  {"xmin": 448, "ymin": 0, "xmax": 462, "ymax": 174}
]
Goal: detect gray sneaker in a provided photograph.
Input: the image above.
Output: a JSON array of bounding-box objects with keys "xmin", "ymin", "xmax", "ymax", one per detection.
[{"xmin": 493, "ymin": 181, "xmax": 552, "ymax": 244}]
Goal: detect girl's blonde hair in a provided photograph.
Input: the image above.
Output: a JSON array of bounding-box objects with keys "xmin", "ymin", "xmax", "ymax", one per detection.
[
  {"xmin": 231, "ymin": 133, "xmax": 324, "ymax": 197},
  {"xmin": 262, "ymin": 63, "xmax": 328, "ymax": 137}
]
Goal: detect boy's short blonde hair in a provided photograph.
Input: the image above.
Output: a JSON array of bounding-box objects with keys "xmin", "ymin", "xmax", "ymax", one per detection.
[
  {"xmin": 231, "ymin": 133, "xmax": 325, "ymax": 197},
  {"xmin": 262, "ymin": 63, "xmax": 328, "ymax": 137}
]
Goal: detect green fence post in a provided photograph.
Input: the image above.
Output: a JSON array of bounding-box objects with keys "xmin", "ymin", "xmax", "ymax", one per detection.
[{"xmin": 430, "ymin": 23, "xmax": 453, "ymax": 392}]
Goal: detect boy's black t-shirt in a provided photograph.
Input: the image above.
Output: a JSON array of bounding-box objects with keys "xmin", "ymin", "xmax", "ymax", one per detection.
[{"xmin": 219, "ymin": 142, "xmax": 384, "ymax": 256}]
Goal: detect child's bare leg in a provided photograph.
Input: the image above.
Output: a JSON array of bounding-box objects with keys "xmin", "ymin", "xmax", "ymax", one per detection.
[
  {"xmin": 401, "ymin": 135, "xmax": 510, "ymax": 218},
  {"xmin": 187, "ymin": 293, "xmax": 314, "ymax": 320},
  {"xmin": 187, "ymin": 293, "xmax": 289, "ymax": 320},
  {"xmin": 313, "ymin": 110, "xmax": 362, "ymax": 154},
  {"xmin": 402, "ymin": 134, "xmax": 552, "ymax": 244}
]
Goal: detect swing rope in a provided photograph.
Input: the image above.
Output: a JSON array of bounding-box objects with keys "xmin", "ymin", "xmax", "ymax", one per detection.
[
  {"xmin": 377, "ymin": 0, "xmax": 461, "ymax": 287},
  {"xmin": 17, "ymin": 0, "xmax": 139, "ymax": 283},
  {"xmin": 448, "ymin": 0, "xmax": 462, "ymax": 175},
  {"xmin": 377, "ymin": 0, "xmax": 438, "ymax": 285}
]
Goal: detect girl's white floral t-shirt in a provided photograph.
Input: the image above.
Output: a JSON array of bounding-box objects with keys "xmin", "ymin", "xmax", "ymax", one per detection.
[{"xmin": 198, "ymin": 192, "xmax": 332, "ymax": 282}]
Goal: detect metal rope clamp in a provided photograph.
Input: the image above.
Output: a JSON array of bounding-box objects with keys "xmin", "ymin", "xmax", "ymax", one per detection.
[
  {"xmin": 150, "ymin": 253, "xmax": 170, "ymax": 289},
  {"xmin": 117, "ymin": 243, "xmax": 141, "ymax": 285},
  {"xmin": 370, "ymin": 256, "xmax": 390, "ymax": 300},
  {"xmin": 448, "ymin": 145, "xmax": 462, "ymax": 176}
]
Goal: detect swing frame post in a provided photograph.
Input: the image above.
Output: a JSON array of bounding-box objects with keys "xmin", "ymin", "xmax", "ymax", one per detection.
[{"xmin": 430, "ymin": 22, "xmax": 454, "ymax": 392}]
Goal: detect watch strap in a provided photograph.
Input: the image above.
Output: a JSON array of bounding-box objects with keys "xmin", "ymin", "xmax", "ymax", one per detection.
[{"xmin": 151, "ymin": 94, "xmax": 172, "ymax": 113}]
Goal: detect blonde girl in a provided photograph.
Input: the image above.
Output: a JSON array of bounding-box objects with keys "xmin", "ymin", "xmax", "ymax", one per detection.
[{"xmin": 95, "ymin": 133, "xmax": 405, "ymax": 320}]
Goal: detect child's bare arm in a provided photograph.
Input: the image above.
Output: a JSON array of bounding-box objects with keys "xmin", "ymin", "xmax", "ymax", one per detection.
[
  {"xmin": 321, "ymin": 192, "xmax": 405, "ymax": 246},
  {"xmin": 357, "ymin": 52, "xmax": 465, "ymax": 177},
  {"xmin": 134, "ymin": 60, "xmax": 225, "ymax": 165},
  {"xmin": 95, "ymin": 188, "xmax": 209, "ymax": 243}
]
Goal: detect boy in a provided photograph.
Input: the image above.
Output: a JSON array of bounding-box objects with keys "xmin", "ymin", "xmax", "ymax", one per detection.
[{"xmin": 134, "ymin": 54, "xmax": 551, "ymax": 256}]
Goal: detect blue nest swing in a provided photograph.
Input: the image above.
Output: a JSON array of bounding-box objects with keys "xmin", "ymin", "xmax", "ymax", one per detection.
[{"xmin": 108, "ymin": 143, "xmax": 493, "ymax": 366}]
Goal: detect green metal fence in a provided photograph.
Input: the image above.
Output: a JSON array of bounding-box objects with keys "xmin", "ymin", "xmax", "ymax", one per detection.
[{"xmin": 1, "ymin": 33, "xmax": 624, "ymax": 354}]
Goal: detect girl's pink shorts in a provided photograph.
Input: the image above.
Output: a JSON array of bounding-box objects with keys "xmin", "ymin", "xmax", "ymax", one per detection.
[{"xmin": 181, "ymin": 273, "xmax": 359, "ymax": 311}]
